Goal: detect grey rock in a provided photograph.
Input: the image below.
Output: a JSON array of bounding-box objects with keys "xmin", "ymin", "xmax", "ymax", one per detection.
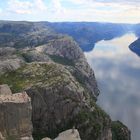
[
  {"xmin": 42, "ymin": 138, "xmax": 51, "ymax": 140},
  {"xmin": 0, "ymin": 86, "xmax": 33, "ymax": 139},
  {"xmin": 23, "ymin": 63, "xmax": 111, "ymax": 140},
  {"xmin": 36, "ymin": 36, "xmax": 99, "ymax": 98},
  {"xmin": 0, "ymin": 58, "xmax": 24, "ymax": 74},
  {"xmin": 54, "ymin": 129, "xmax": 81, "ymax": 140},
  {"xmin": 42, "ymin": 129, "xmax": 81, "ymax": 140},
  {"xmin": 0, "ymin": 84, "xmax": 12, "ymax": 95},
  {"xmin": 20, "ymin": 136, "xmax": 33, "ymax": 140},
  {"xmin": 0, "ymin": 21, "xmax": 131, "ymax": 140},
  {"xmin": 0, "ymin": 132, "xmax": 5, "ymax": 140},
  {"xmin": 0, "ymin": 47, "xmax": 25, "ymax": 74}
]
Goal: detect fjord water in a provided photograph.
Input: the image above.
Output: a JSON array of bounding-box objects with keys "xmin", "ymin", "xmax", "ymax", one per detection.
[{"xmin": 85, "ymin": 33, "xmax": 140, "ymax": 140}]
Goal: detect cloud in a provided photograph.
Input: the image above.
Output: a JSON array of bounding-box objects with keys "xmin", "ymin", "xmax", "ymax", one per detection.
[
  {"xmin": 7, "ymin": 0, "xmax": 47, "ymax": 14},
  {"xmin": 0, "ymin": 8, "xmax": 2, "ymax": 13},
  {"xmin": 85, "ymin": 32, "xmax": 140, "ymax": 140},
  {"xmin": 79, "ymin": 0, "xmax": 140, "ymax": 7},
  {"xmin": 51, "ymin": 0, "xmax": 65, "ymax": 14},
  {"xmin": 67, "ymin": 0, "xmax": 140, "ymax": 6},
  {"xmin": 7, "ymin": 0, "xmax": 32, "ymax": 14},
  {"xmin": 0, "ymin": 0, "xmax": 140, "ymax": 23},
  {"xmin": 34, "ymin": 0, "xmax": 47, "ymax": 11}
]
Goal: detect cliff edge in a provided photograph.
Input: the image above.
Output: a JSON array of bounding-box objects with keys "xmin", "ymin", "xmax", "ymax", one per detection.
[{"xmin": 0, "ymin": 21, "xmax": 131, "ymax": 140}]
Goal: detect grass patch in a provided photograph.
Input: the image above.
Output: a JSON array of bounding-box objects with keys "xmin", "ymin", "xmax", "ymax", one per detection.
[
  {"xmin": 49, "ymin": 54, "xmax": 75, "ymax": 66},
  {"xmin": 0, "ymin": 63, "xmax": 71, "ymax": 93}
]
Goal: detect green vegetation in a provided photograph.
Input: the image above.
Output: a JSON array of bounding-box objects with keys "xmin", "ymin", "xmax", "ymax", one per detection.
[
  {"xmin": 6, "ymin": 135, "xmax": 17, "ymax": 140},
  {"xmin": 0, "ymin": 63, "xmax": 56, "ymax": 93},
  {"xmin": 33, "ymin": 104, "xmax": 110, "ymax": 140},
  {"xmin": 0, "ymin": 63, "xmax": 74, "ymax": 93},
  {"xmin": 49, "ymin": 54, "xmax": 75, "ymax": 66},
  {"xmin": 112, "ymin": 121, "xmax": 130, "ymax": 140},
  {"xmin": 0, "ymin": 68, "xmax": 28, "ymax": 93},
  {"xmin": 72, "ymin": 71, "xmax": 85, "ymax": 85},
  {"xmin": 74, "ymin": 102, "xmax": 110, "ymax": 140}
]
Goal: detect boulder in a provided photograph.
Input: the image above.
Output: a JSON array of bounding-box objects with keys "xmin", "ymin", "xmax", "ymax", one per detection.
[
  {"xmin": 42, "ymin": 129, "xmax": 81, "ymax": 140},
  {"xmin": 0, "ymin": 86, "xmax": 33, "ymax": 139},
  {"xmin": 0, "ymin": 84, "xmax": 12, "ymax": 95}
]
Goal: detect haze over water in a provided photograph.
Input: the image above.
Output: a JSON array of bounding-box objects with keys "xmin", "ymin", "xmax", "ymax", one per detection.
[{"xmin": 85, "ymin": 33, "xmax": 140, "ymax": 140}]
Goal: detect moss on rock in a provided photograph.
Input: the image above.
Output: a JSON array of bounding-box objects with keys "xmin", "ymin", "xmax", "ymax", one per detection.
[{"xmin": 112, "ymin": 121, "xmax": 131, "ymax": 140}]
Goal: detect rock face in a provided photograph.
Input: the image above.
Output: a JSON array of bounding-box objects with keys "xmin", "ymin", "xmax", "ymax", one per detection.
[
  {"xmin": 0, "ymin": 84, "xmax": 12, "ymax": 95},
  {"xmin": 0, "ymin": 21, "xmax": 131, "ymax": 140},
  {"xmin": 0, "ymin": 62, "xmax": 112, "ymax": 140},
  {"xmin": 0, "ymin": 47, "xmax": 24, "ymax": 75},
  {"xmin": 111, "ymin": 121, "xmax": 131, "ymax": 140},
  {"xmin": 129, "ymin": 38, "xmax": 140, "ymax": 56},
  {"xmin": 0, "ymin": 132, "xmax": 5, "ymax": 140},
  {"xmin": 42, "ymin": 129, "xmax": 81, "ymax": 140},
  {"xmin": 0, "ymin": 85, "xmax": 33, "ymax": 140},
  {"xmin": 54, "ymin": 129, "xmax": 81, "ymax": 140},
  {"xmin": 36, "ymin": 36, "xmax": 99, "ymax": 98},
  {"xmin": 48, "ymin": 22, "xmax": 129, "ymax": 51}
]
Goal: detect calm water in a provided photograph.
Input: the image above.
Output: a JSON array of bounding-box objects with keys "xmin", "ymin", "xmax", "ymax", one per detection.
[{"xmin": 85, "ymin": 33, "xmax": 140, "ymax": 140}]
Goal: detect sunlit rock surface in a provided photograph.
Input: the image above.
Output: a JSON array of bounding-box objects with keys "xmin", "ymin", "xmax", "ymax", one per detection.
[
  {"xmin": 0, "ymin": 85, "xmax": 33, "ymax": 140},
  {"xmin": 42, "ymin": 129, "xmax": 81, "ymax": 140}
]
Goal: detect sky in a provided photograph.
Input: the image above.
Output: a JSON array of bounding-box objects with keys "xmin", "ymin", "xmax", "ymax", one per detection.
[{"xmin": 0, "ymin": 0, "xmax": 140, "ymax": 23}]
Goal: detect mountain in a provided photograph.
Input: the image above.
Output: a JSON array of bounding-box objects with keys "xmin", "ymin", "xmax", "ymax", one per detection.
[
  {"xmin": 0, "ymin": 84, "xmax": 33, "ymax": 140},
  {"xmin": 0, "ymin": 21, "xmax": 131, "ymax": 140},
  {"xmin": 48, "ymin": 22, "xmax": 131, "ymax": 51},
  {"xmin": 129, "ymin": 38, "xmax": 140, "ymax": 56},
  {"xmin": 133, "ymin": 24, "xmax": 140, "ymax": 37},
  {"xmin": 0, "ymin": 21, "xmax": 134, "ymax": 51}
]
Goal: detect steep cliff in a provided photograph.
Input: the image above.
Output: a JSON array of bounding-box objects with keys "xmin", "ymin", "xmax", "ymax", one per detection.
[
  {"xmin": 42, "ymin": 129, "xmax": 81, "ymax": 140},
  {"xmin": 0, "ymin": 21, "xmax": 131, "ymax": 140},
  {"xmin": 0, "ymin": 85, "xmax": 33, "ymax": 140},
  {"xmin": 0, "ymin": 62, "xmax": 111, "ymax": 140},
  {"xmin": 111, "ymin": 121, "xmax": 131, "ymax": 140}
]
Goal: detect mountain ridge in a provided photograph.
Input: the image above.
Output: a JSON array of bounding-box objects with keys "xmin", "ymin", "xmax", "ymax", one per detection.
[{"xmin": 0, "ymin": 21, "xmax": 131, "ymax": 140}]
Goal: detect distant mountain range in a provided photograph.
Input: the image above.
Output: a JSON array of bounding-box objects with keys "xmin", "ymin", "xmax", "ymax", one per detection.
[
  {"xmin": 0, "ymin": 20, "xmax": 132, "ymax": 140},
  {"xmin": 0, "ymin": 21, "xmax": 140, "ymax": 52}
]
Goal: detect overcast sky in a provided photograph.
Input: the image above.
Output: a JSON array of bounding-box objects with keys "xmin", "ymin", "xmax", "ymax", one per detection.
[{"xmin": 0, "ymin": 0, "xmax": 140, "ymax": 23}]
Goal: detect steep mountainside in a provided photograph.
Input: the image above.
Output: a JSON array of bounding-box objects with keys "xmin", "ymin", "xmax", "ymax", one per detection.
[
  {"xmin": 0, "ymin": 21, "xmax": 131, "ymax": 140},
  {"xmin": 48, "ymin": 22, "xmax": 131, "ymax": 51},
  {"xmin": 0, "ymin": 85, "xmax": 33, "ymax": 140},
  {"xmin": 0, "ymin": 21, "xmax": 133, "ymax": 51},
  {"xmin": 133, "ymin": 24, "xmax": 140, "ymax": 37},
  {"xmin": 129, "ymin": 38, "xmax": 140, "ymax": 56}
]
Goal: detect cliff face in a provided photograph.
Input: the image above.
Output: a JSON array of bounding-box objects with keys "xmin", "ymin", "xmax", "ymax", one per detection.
[
  {"xmin": 0, "ymin": 47, "xmax": 25, "ymax": 75},
  {"xmin": 0, "ymin": 85, "xmax": 33, "ymax": 140},
  {"xmin": 129, "ymin": 38, "xmax": 140, "ymax": 56},
  {"xmin": 42, "ymin": 129, "xmax": 81, "ymax": 140},
  {"xmin": 1, "ymin": 62, "xmax": 111, "ymax": 140},
  {"xmin": 111, "ymin": 121, "xmax": 131, "ymax": 140},
  {"xmin": 35, "ymin": 36, "xmax": 99, "ymax": 98},
  {"xmin": 0, "ymin": 21, "xmax": 131, "ymax": 140}
]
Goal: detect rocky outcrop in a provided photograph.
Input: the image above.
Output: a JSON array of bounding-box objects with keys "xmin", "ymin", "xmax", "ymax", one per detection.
[
  {"xmin": 0, "ymin": 85, "xmax": 33, "ymax": 140},
  {"xmin": 129, "ymin": 38, "xmax": 140, "ymax": 56},
  {"xmin": 0, "ymin": 84, "xmax": 12, "ymax": 95},
  {"xmin": 0, "ymin": 132, "xmax": 5, "ymax": 140},
  {"xmin": 42, "ymin": 129, "xmax": 81, "ymax": 140},
  {"xmin": 0, "ymin": 35, "xmax": 99, "ymax": 99},
  {"xmin": 0, "ymin": 61, "xmax": 111, "ymax": 140},
  {"xmin": 36, "ymin": 36, "xmax": 99, "ymax": 98},
  {"xmin": 111, "ymin": 121, "xmax": 131, "ymax": 140},
  {"xmin": 0, "ymin": 21, "xmax": 131, "ymax": 140},
  {"xmin": 0, "ymin": 47, "xmax": 25, "ymax": 75}
]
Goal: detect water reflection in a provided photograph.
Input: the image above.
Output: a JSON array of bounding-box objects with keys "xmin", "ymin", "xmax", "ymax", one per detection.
[{"xmin": 85, "ymin": 33, "xmax": 140, "ymax": 140}]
